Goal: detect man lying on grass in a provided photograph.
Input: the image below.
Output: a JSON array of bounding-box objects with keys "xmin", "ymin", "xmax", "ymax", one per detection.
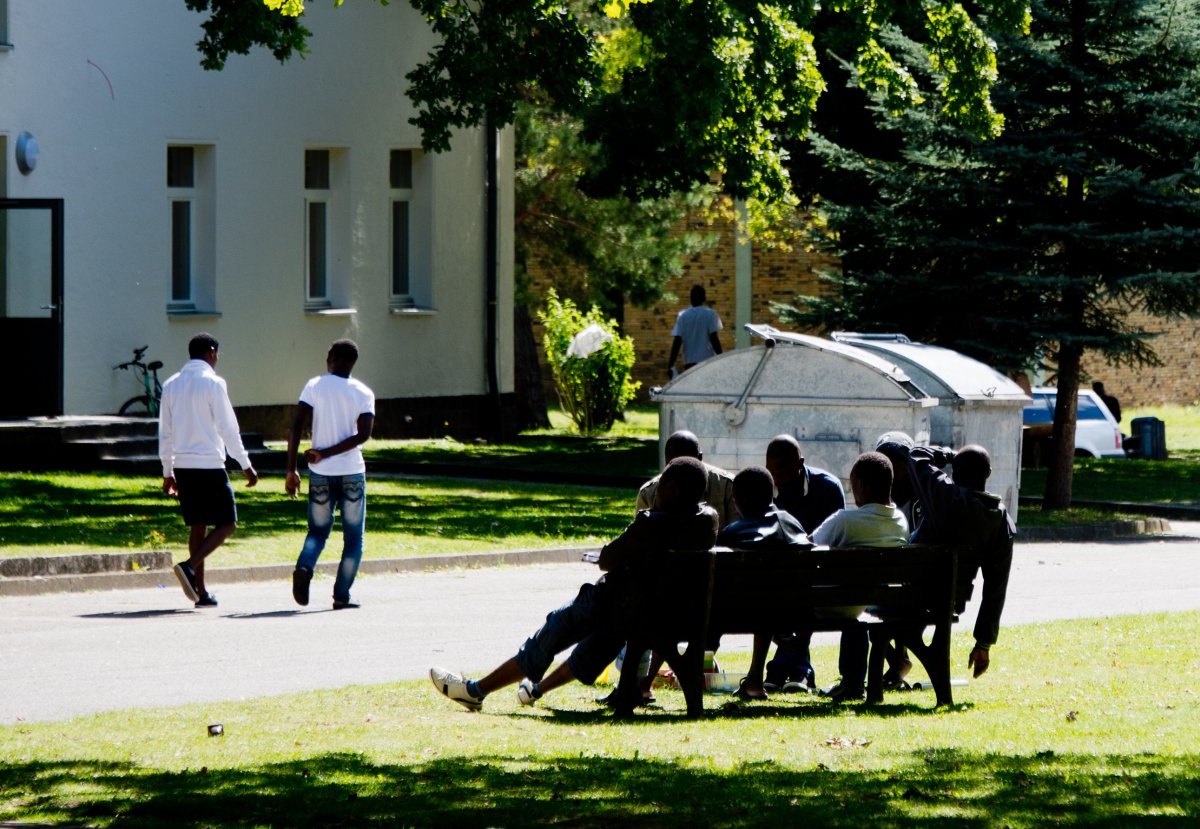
[{"xmin": 430, "ymin": 457, "xmax": 718, "ymax": 711}]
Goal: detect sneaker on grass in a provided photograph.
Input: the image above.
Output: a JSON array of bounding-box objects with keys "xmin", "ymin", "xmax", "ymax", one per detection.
[
  {"xmin": 516, "ymin": 679, "xmax": 542, "ymax": 706},
  {"xmin": 430, "ymin": 666, "xmax": 484, "ymax": 712},
  {"xmin": 819, "ymin": 681, "xmax": 866, "ymax": 703}
]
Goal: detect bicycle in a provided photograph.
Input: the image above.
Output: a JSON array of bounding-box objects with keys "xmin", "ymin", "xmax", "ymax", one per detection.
[{"xmin": 114, "ymin": 345, "xmax": 164, "ymax": 417}]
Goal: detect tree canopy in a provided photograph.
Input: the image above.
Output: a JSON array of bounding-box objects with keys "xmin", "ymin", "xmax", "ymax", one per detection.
[
  {"xmin": 779, "ymin": 0, "xmax": 1200, "ymax": 507},
  {"xmin": 188, "ymin": 0, "xmax": 1031, "ymax": 212}
]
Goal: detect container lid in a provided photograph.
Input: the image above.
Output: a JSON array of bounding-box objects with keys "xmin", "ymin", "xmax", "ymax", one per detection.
[
  {"xmin": 831, "ymin": 332, "xmax": 1028, "ymax": 403},
  {"xmin": 652, "ymin": 324, "xmax": 935, "ymax": 406}
]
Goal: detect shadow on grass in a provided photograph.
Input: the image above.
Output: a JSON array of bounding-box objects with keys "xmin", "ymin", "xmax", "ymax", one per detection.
[
  {"xmin": 535, "ymin": 697, "xmax": 967, "ymax": 725},
  {"xmin": 1, "ymin": 749, "xmax": 1195, "ymax": 827},
  {"xmin": 0, "ymin": 475, "xmax": 633, "ymax": 550}
]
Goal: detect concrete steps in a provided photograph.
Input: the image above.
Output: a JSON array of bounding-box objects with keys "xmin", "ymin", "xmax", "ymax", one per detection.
[{"xmin": 0, "ymin": 416, "xmax": 285, "ymax": 473}]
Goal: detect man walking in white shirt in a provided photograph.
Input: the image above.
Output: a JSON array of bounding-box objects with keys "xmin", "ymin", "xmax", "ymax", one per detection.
[
  {"xmin": 159, "ymin": 333, "xmax": 258, "ymax": 608},
  {"xmin": 285, "ymin": 339, "xmax": 376, "ymax": 610}
]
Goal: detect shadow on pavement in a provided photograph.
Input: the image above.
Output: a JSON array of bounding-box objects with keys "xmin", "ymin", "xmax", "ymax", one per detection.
[{"xmin": 77, "ymin": 609, "xmax": 194, "ymax": 619}]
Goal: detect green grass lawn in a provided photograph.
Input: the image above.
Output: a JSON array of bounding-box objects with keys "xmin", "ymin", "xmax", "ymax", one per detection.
[
  {"xmin": 0, "ymin": 471, "xmax": 635, "ymax": 563},
  {"xmin": 5, "ymin": 403, "xmax": 1200, "ymax": 561},
  {"xmin": 357, "ymin": 405, "xmax": 659, "ymax": 479},
  {"xmin": 362, "ymin": 434, "xmax": 657, "ymax": 480},
  {"xmin": 1021, "ymin": 457, "xmax": 1200, "ymax": 506},
  {"xmin": 1, "ymin": 612, "xmax": 1195, "ymax": 827},
  {"xmin": 1126, "ymin": 403, "xmax": 1200, "ymax": 452},
  {"xmin": 1018, "ymin": 404, "xmax": 1200, "ymax": 520}
]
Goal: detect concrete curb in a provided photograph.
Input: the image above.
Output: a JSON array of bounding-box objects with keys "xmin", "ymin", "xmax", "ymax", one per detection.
[
  {"xmin": 0, "ymin": 550, "xmax": 173, "ymax": 578},
  {"xmin": 1018, "ymin": 517, "xmax": 1172, "ymax": 542},
  {"xmin": 0, "ymin": 512, "xmax": 1179, "ymax": 595},
  {"xmin": 0, "ymin": 545, "xmax": 600, "ymax": 597}
]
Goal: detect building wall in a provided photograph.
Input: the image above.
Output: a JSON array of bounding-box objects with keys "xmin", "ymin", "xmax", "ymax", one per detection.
[
  {"xmin": 0, "ymin": 1, "xmax": 513, "ymax": 424},
  {"xmin": 1078, "ymin": 311, "xmax": 1200, "ymax": 410},
  {"xmin": 527, "ymin": 206, "xmax": 836, "ymax": 402}
]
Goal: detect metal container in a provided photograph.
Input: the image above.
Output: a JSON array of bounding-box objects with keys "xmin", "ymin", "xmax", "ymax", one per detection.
[
  {"xmin": 650, "ymin": 325, "xmax": 1025, "ymax": 520},
  {"xmin": 650, "ymin": 326, "xmax": 936, "ymax": 493},
  {"xmin": 832, "ymin": 333, "xmax": 1027, "ymax": 517}
]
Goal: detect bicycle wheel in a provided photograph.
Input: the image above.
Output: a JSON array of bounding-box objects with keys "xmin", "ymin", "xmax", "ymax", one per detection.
[{"xmin": 118, "ymin": 396, "xmax": 154, "ymax": 417}]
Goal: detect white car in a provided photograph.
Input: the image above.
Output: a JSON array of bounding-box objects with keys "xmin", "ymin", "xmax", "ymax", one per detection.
[{"xmin": 1023, "ymin": 387, "xmax": 1126, "ymax": 458}]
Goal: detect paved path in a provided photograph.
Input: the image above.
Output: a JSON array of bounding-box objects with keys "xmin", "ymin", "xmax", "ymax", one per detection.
[{"xmin": 4, "ymin": 525, "xmax": 1200, "ymax": 724}]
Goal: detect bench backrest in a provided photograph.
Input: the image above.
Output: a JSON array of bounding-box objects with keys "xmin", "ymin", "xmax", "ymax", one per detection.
[
  {"xmin": 628, "ymin": 544, "xmax": 961, "ymax": 638},
  {"xmin": 709, "ymin": 545, "xmax": 959, "ymax": 631}
]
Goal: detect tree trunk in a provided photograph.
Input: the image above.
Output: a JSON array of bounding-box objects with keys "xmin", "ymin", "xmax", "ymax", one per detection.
[
  {"xmin": 1043, "ymin": 342, "xmax": 1083, "ymax": 510},
  {"xmin": 513, "ymin": 303, "xmax": 551, "ymax": 431},
  {"xmin": 1043, "ymin": 0, "xmax": 1089, "ymax": 511}
]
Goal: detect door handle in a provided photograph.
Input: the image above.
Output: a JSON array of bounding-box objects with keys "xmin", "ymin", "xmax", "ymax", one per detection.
[{"xmin": 40, "ymin": 305, "xmax": 58, "ymax": 311}]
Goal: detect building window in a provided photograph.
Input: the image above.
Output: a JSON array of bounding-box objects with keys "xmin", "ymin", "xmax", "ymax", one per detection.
[
  {"xmin": 389, "ymin": 149, "xmax": 432, "ymax": 313},
  {"xmin": 167, "ymin": 145, "xmax": 215, "ymax": 313},
  {"xmin": 390, "ymin": 150, "xmax": 413, "ymax": 307},
  {"xmin": 305, "ymin": 149, "xmax": 333, "ymax": 308},
  {"xmin": 167, "ymin": 147, "xmax": 194, "ymax": 307},
  {"xmin": 0, "ymin": 0, "xmax": 10, "ymax": 49}
]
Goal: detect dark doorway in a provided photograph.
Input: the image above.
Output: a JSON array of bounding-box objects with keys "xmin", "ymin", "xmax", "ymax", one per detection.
[{"xmin": 0, "ymin": 199, "xmax": 64, "ymax": 417}]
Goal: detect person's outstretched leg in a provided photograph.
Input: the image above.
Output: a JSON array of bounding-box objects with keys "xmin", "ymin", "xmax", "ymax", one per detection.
[
  {"xmin": 431, "ymin": 584, "xmax": 604, "ymax": 712},
  {"xmin": 430, "ymin": 658, "xmax": 525, "ymax": 712},
  {"xmin": 532, "ymin": 661, "xmax": 576, "ymax": 697},
  {"xmin": 478, "ymin": 658, "xmax": 527, "ymax": 696}
]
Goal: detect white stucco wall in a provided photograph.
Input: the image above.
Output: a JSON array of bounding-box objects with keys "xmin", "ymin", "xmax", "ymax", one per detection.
[{"xmin": 0, "ymin": 0, "xmax": 513, "ymax": 414}]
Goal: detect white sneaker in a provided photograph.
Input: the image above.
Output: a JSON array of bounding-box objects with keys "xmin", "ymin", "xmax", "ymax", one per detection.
[
  {"xmin": 516, "ymin": 678, "xmax": 542, "ymax": 706},
  {"xmin": 430, "ymin": 666, "xmax": 483, "ymax": 712}
]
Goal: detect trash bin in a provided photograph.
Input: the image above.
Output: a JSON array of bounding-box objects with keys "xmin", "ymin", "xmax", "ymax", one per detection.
[
  {"xmin": 1129, "ymin": 416, "xmax": 1167, "ymax": 460},
  {"xmin": 649, "ymin": 324, "xmax": 1027, "ymax": 519}
]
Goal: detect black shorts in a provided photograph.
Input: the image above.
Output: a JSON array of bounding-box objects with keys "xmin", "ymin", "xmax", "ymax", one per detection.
[{"xmin": 174, "ymin": 468, "xmax": 237, "ymax": 527}]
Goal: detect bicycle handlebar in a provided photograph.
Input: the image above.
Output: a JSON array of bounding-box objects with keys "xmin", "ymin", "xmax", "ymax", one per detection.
[{"xmin": 114, "ymin": 346, "xmax": 151, "ymax": 371}]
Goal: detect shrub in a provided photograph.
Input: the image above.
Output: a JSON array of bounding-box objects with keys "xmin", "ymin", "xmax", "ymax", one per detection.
[{"xmin": 538, "ymin": 289, "xmax": 640, "ymax": 435}]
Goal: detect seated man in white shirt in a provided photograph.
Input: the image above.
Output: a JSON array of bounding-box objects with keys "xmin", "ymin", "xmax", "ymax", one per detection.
[{"xmin": 810, "ymin": 451, "xmax": 908, "ymax": 701}]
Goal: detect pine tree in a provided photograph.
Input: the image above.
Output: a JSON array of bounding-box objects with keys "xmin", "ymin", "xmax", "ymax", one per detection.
[{"xmin": 781, "ymin": 0, "xmax": 1200, "ymax": 508}]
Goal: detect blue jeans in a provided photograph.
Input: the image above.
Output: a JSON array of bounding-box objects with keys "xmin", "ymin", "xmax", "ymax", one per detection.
[
  {"xmin": 296, "ymin": 473, "xmax": 366, "ymax": 603},
  {"xmin": 514, "ymin": 581, "xmax": 623, "ymax": 685}
]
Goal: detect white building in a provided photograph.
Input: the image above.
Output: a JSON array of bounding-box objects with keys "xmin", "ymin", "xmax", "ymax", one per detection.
[{"xmin": 0, "ymin": 1, "xmax": 515, "ymax": 436}]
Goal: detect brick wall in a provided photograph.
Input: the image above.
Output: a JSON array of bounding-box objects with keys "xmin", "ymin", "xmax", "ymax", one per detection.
[
  {"xmin": 1078, "ymin": 311, "xmax": 1200, "ymax": 408},
  {"xmin": 528, "ymin": 212, "xmax": 1200, "ymax": 411},
  {"xmin": 527, "ymin": 207, "xmax": 837, "ymax": 402}
]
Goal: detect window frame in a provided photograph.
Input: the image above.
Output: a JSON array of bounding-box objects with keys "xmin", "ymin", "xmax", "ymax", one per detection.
[
  {"xmin": 0, "ymin": 0, "xmax": 11, "ymax": 49},
  {"xmin": 167, "ymin": 146, "xmax": 196, "ymax": 309},
  {"xmin": 303, "ymin": 148, "xmax": 352, "ymax": 313},
  {"xmin": 389, "ymin": 149, "xmax": 415, "ymax": 309}
]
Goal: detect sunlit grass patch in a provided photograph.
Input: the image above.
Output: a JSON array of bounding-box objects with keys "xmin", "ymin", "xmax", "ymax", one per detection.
[
  {"xmin": 1, "ymin": 612, "xmax": 1197, "ymax": 827},
  {"xmin": 0, "ymin": 471, "xmax": 633, "ymax": 564}
]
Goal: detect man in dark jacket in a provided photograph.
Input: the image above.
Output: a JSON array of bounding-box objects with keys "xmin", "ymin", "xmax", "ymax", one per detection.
[
  {"xmin": 717, "ymin": 466, "xmax": 812, "ymax": 700},
  {"xmin": 430, "ymin": 457, "xmax": 718, "ymax": 711},
  {"xmin": 907, "ymin": 444, "xmax": 1015, "ymax": 677},
  {"xmin": 762, "ymin": 435, "xmax": 845, "ymax": 691}
]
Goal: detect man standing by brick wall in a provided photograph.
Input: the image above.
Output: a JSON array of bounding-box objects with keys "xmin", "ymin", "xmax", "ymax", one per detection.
[{"xmin": 667, "ymin": 284, "xmax": 723, "ymax": 378}]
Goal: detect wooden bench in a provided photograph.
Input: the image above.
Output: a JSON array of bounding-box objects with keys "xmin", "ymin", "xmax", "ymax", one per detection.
[{"xmin": 610, "ymin": 544, "xmax": 971, "ymax": 717}]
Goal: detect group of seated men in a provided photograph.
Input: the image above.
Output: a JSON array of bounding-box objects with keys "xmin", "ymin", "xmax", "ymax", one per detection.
[{"xmin": 430, "ymin": 429, "xmax": 1014, "ymax": 712}]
